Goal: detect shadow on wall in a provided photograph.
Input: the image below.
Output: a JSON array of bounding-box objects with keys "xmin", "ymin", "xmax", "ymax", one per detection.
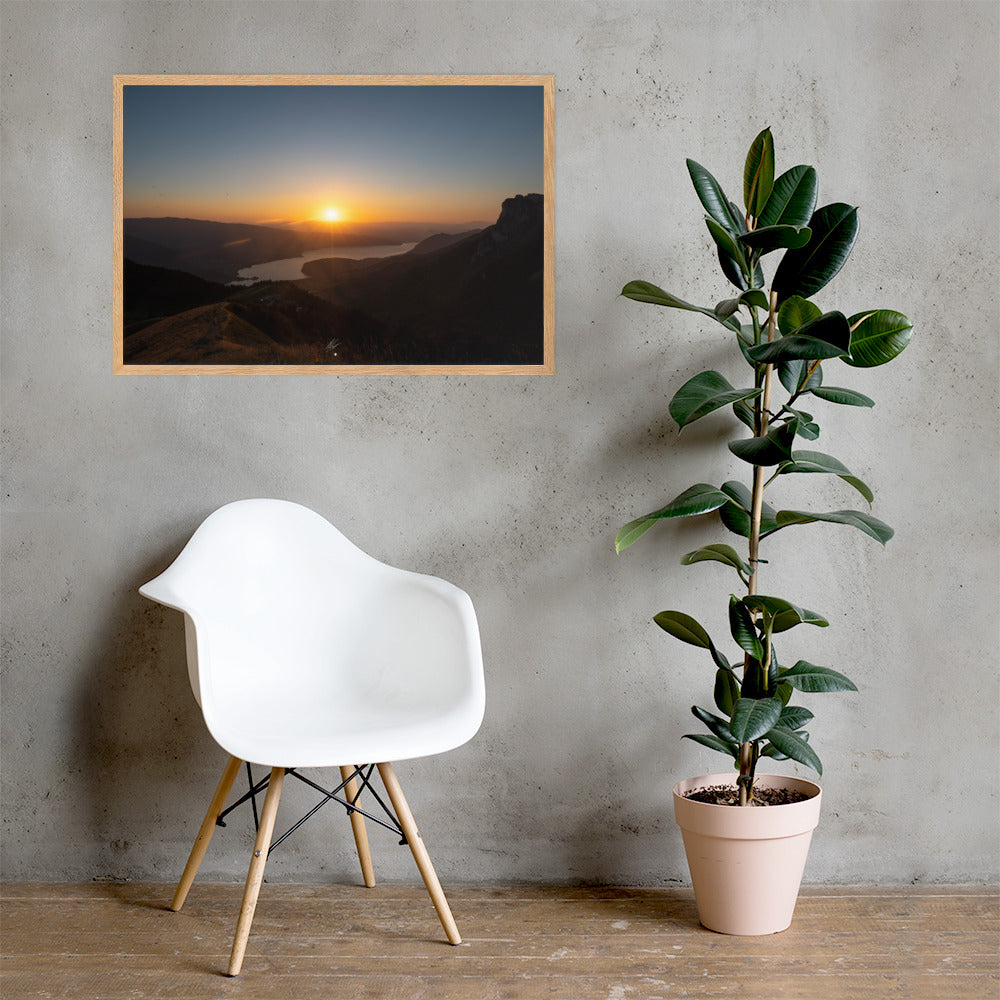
[
  {"xmin": 556, "ymin": 743, "xmax": 689, "ymax": 887},
  {"xmin": 75, "ymin": 545, "xmax": 221, "ymax": 881}
]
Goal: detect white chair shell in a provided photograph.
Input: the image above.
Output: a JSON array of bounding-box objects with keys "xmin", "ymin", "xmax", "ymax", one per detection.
[{"xmin": 141, "ymin": 499, "xmax": 485, "ymax": 769}]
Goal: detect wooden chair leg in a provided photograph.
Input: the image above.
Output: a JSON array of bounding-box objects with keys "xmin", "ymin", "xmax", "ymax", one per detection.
[
  {"xmin": 340, "ymin": 765, "xmax": 376, "ymax": 888},
  {"xmin": 170, "ymin": 754, "xmax": 243, "ymax": 912},
  {"xmin": 227, "ymin": 766, "xmax": 285, "ymax": 977},
  {"xmin": 376, "ymin": 762, "xmax": 461, "ymax": 945}
]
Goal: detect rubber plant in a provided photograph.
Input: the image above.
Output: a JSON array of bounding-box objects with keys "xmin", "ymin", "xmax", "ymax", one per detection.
[{"xmin": 617, "ymin": 129, "xmax": 912, "ymax": 806}]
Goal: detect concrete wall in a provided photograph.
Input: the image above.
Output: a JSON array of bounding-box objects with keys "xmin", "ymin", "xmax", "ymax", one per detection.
[{"xmin": 2, "ymin": 0, "xmax": 997, "ymax": 886}]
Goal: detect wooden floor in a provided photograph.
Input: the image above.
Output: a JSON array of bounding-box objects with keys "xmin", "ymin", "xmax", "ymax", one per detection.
[{"xmin": 1, "ymin": 882, "xmax": 997, "ymax": 999}]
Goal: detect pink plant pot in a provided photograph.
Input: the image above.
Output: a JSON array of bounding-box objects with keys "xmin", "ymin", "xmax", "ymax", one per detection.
[{"xmin": 673, "ymin": 772, "xmax": 822, "ymax": 935}]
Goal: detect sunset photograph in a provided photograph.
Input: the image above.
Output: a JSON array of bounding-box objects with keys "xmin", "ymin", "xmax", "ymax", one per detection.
[{"xmin": 115, "ymin": 76, "xmax": 553, "ymax": 369}]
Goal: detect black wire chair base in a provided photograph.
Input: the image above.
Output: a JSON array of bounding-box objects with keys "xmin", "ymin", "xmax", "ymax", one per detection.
[{"xmin": 215, "ymin": 763, "xmax": 406, "ymax": 855}]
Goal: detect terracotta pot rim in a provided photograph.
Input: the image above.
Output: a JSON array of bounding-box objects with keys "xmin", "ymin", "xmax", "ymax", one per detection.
[
  {"xmin": 672, "ymin": 771, "xmax": 822, "ymax": 807},
  {"xmin": 673, "ymin": 773, "xmax": 822, "ymax": 840}
]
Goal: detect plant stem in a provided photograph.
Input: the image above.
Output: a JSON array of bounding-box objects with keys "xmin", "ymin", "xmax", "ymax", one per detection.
[
  {"xmin": 773, "ymin": 358, "xmax": 823, "ymax": 422},
  {"xmin": 740, "ymin": 289, "xmax": 779, "ymax": 806},
  {"xmin": 747, "ymin": 292, "xmax": 777, "ymax": 591},
  {"xmin": 762, "ymin": 620, "xmax": 773, "ymax": 690},
  {"xmin": 738, "ymin": 742, "xmax": 754, "ymax": 805}
]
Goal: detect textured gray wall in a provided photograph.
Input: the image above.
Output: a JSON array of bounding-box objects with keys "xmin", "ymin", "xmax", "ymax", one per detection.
[{"xmin": 2, "ymin": 0, "xmax": 997, "ymax": 886}]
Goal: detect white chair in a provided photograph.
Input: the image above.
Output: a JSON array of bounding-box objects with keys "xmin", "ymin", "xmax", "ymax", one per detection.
[{"xmin": 139, "ymin": 499, "xmax": 485, "ymax": 976}]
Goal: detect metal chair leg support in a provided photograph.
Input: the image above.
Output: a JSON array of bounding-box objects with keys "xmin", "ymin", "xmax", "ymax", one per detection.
[
  {"xmin": 228, "ymin": 767, "xmax": 285, "ymax": 977},
  {"xmin": 170, "ymin": 755, "xmax": 243, "ymax": 912},
  {"xmin": 376, "ymin": 761, "xmax": 461, "ymax": 945}
]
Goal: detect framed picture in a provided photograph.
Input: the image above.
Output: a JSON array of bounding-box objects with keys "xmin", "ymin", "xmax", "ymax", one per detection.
[{"xmin": 113, "ymin": 74, "xmax": 553, "ymax": 373}]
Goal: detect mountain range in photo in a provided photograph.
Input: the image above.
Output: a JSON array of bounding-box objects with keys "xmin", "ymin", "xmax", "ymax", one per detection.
[{"xmin": 122, "ymin": 193, "xmax": 545, "ymax": 366}]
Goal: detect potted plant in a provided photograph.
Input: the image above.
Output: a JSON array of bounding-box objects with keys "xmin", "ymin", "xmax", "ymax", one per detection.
[{"xmin": 617, "ymin": 128, "xmax": 912, "ymax": 934}]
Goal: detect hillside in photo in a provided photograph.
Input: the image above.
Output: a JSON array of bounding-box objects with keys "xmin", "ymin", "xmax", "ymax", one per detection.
[
  {"xmin": 302, "ymin": 195, "xmax": 544, "ymax": 365},
  {"xmin": 122, "ymin": 195, "xmax": 544, "ymax": 366}
]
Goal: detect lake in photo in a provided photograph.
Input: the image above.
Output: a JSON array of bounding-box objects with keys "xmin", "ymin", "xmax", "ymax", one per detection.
[{"xmin": 229, "ymin": 243, "xmax": 419, "ymax": 285}]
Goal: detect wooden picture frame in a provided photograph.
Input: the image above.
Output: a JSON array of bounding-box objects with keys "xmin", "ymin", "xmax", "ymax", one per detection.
[{"xmin": 113, "ymin": 75, "xmax": 554, "ymax": 373}]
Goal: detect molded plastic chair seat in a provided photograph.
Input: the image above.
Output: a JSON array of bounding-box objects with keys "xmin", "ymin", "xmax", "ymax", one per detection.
[
  {"xmin": 211, "ymin": 683, "xmax": 480, "ymax": 769},
  {"xmin": 139, "ymin": 499, "xmax": 485, "ymax": 975}
]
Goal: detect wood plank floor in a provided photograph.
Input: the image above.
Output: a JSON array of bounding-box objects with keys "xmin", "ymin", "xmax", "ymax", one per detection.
[{"xmin": 1, "ymin": 883, "xmax": 997, "ymax": 999}]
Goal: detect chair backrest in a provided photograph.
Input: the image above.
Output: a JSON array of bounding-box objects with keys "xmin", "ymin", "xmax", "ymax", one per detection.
[
  {"xmin": 142, "ymin": 497, "xmax": 375, "ymax": 608},
  {"xmin": 140, "ymin": 500, "xmax": 405, "ymax": 701}
]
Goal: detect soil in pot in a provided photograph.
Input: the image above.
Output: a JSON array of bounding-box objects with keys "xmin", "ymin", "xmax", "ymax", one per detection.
[{"xmin": 683, "ymin": 784, "xmax": 810, "ymax": 806}]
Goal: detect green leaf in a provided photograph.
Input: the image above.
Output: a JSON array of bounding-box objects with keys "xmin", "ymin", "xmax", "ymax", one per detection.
[
  {"xmin": 686, "ymin": 159, "xmax": 744, "ymax": 234},
  {"xmin": 738, "ymin": 224, "xmax": 811, "ymax": 256},
  {"xmin": 780, "ymin": 660, "xmax": 858, "ymax": 693},
  {"xmin": 714, "ymin": 668, "xmax": 741, "ymax": 716},
  {"xmin": 747, "ymin": 311, "xmax": 852, "ymax": 364},
  {"xmin": 783, "ymin": 450, "xmax": 852, "ymax": 475},
  {"xmin": 779, "ymin": 450, "xmax": 874, "ymax": 505},
  {"xmin": 705, "ymin": 216, "xmax": 749, "ymax": 279},
  {"xmin": 737, "ymin": 331, "xmax": 758, "ymax": 367},
  {"xmin": 760, "ymin": 726, "xmax": 810, "ymax": 761},
  {"xmin": 779, "ymin": 358, "xmax": 823, "ymax": 395},
  {"xmin": 810, "ymin": 386, "xmax": 875, "ymax": 407},
  {"xmin": 741, "ymin": 646, "xmax": 778, "ymax": 698},
  {"xmin": 844, "ymin": 310, "xmax": 913, "ymax": 368},
  {"xmin": 720, "ymin": 480, "xmax": 754, "ymax": 509},
  {"xmin": 669, "ymin": 371, "xmax": 762, "ymax": 430},
  {"xmin": 620, "ymin": 281, "xmax": 741, "ymax": 332},
  {"xmin": 718, "ymin": 480, "xmax": 778, "ymax": 538},
  {"xmin": 778, "ymin": 705, "xmax": 815, "ymax": 730},
  {"xmin": 732, "ymin": 398, "xmax": 756, "ymax": 430},
  {"xmin": 717, "ymin": 247, "xmax": 744, "ymax": 291},
  {"xmin": 682, "ymin": 733, "xmax": 740, "ymax": 757},
  {"xmin": 758, "ymin": 165, "xmax": 818, "ymax": 229},
  {"xmin": 730, "ymin": 202, "xmax": 749, "ymax": 235},
  {"xmin": 718, "ymin": 246, "xmax": 765, "ymax": 292},
  {"xmin": 777, "ymin": 295, "xmax": 823, "ymax": 336},
  {"xmin": 691, "ymin": 704, "xmax": 737, "ymax": 743},
  {"xmin": 614, "ymin": 518, "xmax": 656, "ymax": 553},
  {"xmin": 615, "ymin": 484, "xmax": 733, "ymax": 553},
  {"xmin": 749, "ymin": 336, "xmax": 848, "ymax": 365},
  {"xmin": 744, "ymin": 127, "xmax": 775, "ymax": 218},
  {"xmin": 776, "ymin": 303, "xmax": 827, "ymax": 395},
  {"xmin": 728, "ymin": 420, "xmax": 797, "ymax": 466},
  {"xmin": 839, "ymin": 476, "xmax": 873, "ymax": 503},
  {"xmin": 649, "ymin": 483, "xmax": 735, "ymax": 518},
  {"xmin": 729, "ymin": 595, "xmax": 764, "ymax": 659},
  {"xmin": 714, "ymin": 297, "xmax": 740, "ymax": 322},
  {"xmin": 680, "ymin": 543, "xmax": 753, "ymax": 578},
  {"xmin": 730, "ymin": 697, "xmax": 782, "ymax": 743},
  {"xmin": 715, "ymin": 208, "xmax": 765, "ymax": 292},
  {"xmin": 772, "ymin": 203, "xmax": 860, "ymax": 304},
  {"xmin": 771, "ymin": 609, "xmax": 814, "ymax": 633},
  {"xmin": 654, "ymin": 610, "xmax": 713, "ymax": 649},
  {"xmin": 764, "ymin": 726, "xmax": 823, "ymax": 774},
  {"xmin": 773, "ymin": 508, "xmax": 894, "ymax": 545},
  {"xmin": 708, "ymin": 638, "xmax": 732, "ymax": 672},
  {"xmin": 743, "ymin": 595, "xmax": 829, "ymax": 629},
  {"xmin": 719, "ymin": 502, "xmax": 752, "ymax": 538},
  {"xmin": 739, "ymin": 289, "xmax": 770, "ymax": 311}
]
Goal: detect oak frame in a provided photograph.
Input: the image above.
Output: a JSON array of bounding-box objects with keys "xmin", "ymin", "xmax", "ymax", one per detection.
[{"xmin": 113, "ymin": 74, "xmax": 554, "ymax": 374}]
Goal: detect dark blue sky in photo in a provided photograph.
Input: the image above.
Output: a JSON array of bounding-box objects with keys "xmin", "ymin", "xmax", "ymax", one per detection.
[{"xmin": 123, "ymin": 83, "xmax": 545, "ymax": 224}]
